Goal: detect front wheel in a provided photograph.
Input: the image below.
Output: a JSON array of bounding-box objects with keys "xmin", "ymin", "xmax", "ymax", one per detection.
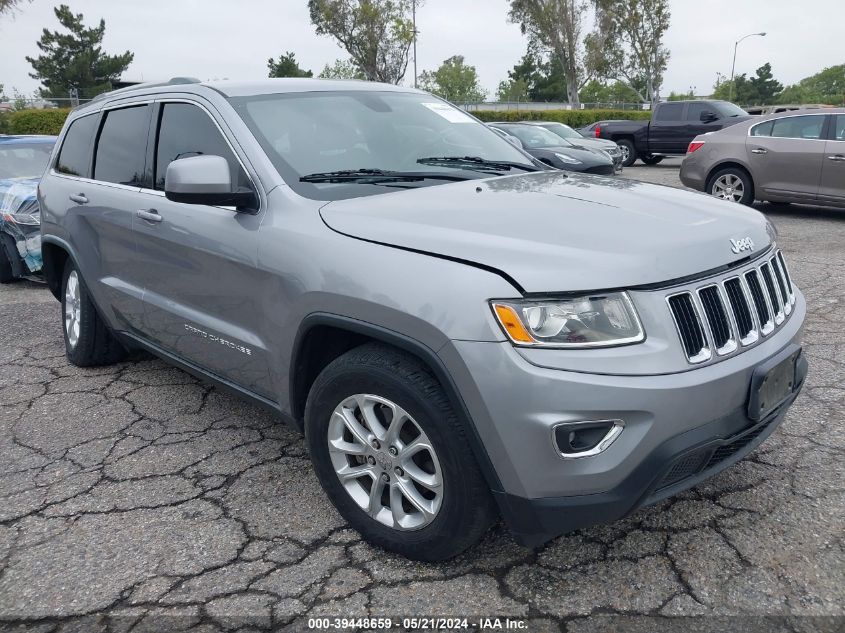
[
  {"xmin": 641, "ymin": 154, "xmax": 664, "ymax": 165},
  {"xmin": 61, "ymin": 261, "xmax": 128, "ymax": 366},
  {"xmin": 305, "ymin": 343, "xmax": 496, "ymax": 561},
  {"xmin": 707, "ymin": 167, "xmax": 755, "ymax": 205},
  {"xmin": 616, "ymin": 139, "xmax": 637, "ymax": 167},
  {"xmin": 0, "ymin": 247, "xmax": 14, "ymax": 284}
]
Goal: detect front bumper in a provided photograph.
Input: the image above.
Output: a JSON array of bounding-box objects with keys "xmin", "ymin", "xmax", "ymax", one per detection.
[{"xmin": 439, "ymin": 292, "xmax": 806, "ymax": 546}]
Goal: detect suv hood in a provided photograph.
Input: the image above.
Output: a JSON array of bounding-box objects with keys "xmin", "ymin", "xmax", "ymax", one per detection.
[{"xmin": 319, "ymin": 171, "xmax": 773, "ymax": 293}]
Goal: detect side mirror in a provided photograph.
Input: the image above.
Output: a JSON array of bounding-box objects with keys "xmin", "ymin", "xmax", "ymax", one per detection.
[
  {"xmin": 164, "ymin": 155, "xmax": 256, "ymax": 210},
  {"xmin": 700, "ymin": 110, "xmax": 718, "ymax": 123}
]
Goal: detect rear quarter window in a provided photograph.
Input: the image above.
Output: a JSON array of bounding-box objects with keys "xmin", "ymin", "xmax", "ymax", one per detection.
[{"xmin": 56, "ymin": 114, "xmax": 98, "ymax": 177}]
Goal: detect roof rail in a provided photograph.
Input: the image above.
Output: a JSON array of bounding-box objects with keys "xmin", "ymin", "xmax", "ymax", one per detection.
[{"xmin": 90, "ymin": 77, "xmax": 202, "ymax": 103}]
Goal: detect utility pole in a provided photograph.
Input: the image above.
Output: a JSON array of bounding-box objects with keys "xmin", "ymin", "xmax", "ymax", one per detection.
[{"xmin": 412, "ymin": 0, "xmax": 418, "ymax": 88}]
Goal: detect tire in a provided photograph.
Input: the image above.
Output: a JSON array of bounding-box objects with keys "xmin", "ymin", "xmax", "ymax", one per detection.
[
  {"xmin": 305, "ymin": 343, "xmax": 496, "ymax": 561},
  {"xmin": 706, "ymin": 167, "xmax": 755, "ymax": 206},
  {"xmin": 641, "ymin": 154, "xmax": 664, "ymax": 165},
  {"xmin": 0, "ymin": 248, "xmax": 13, "ymax": 284},
  {"xmin": 617, "ymin": 138, "xmax": 637, "ymax": 167},
  {"xmin": 61, "ymin": 261, "xmax": 128, "ymax": 366}
]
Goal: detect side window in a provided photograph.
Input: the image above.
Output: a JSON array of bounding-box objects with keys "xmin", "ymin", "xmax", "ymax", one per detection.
[
  {"xmin": 770, "ymin": 115, "xmax": 825, "ymax": 140},
  {"xmin": 685, "ymin": 103, "xmax": 708, "ymax": 122},
  {"xmin": 56, "ymin": 115, "xmax": 98, "ymax": 177},
  {"xmin": 93, "ymin": 105, "xmax": 151, "ymax": 186},
  {"xmin": 655, "ymin": 103, "xmax": 684, "ymax": 121},
  {"xmin": 750, "ymin": 121, "xmax": 774, "ymax": 137},
  {"xmin": 154, "ymin": 103, "xmax": 250, "ymax": 192},
  {"xmin": 834, "ymin": 115, "xmax": 845, "ymax": 141}
]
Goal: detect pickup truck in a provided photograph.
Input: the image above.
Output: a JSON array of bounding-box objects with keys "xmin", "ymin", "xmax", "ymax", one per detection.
[{"xmin": 586, "ymin": 100, "xmax": 752, "ymax": 167}]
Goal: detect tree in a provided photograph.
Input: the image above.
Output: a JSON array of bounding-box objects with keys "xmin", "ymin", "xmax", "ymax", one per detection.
[
  {"xmin": 267, "ymin": 51, "xmax": 312, "ymax": 78},
  {"xmin": 713, "ymin": 74, "xmax": 753, "ymax": 104},
  {"xmin": 589, "ymin": 0, "xmax": 670, "ymax": 106},
  {"xmin": 26, "ymin": 5, "xmax": 133, "ymax": 100},
  {"xmin": 778, "ymin": 64, "xmax": 845, "ymax": 105},
  {"xmin": 496, "ymin": 77, "xmax": 530, "ymax": 102},
  {"xmin": 508, "ymin": 0, "xmax": 589, "ymax": 106},
  {"xmin": 746, "ymin": 62, "xmax": 782, "ymax": 104},
  {"xmin": 319, "ymin": 58, "xmax": 365, "ymax": 80},
  {"xmin": 502, "ymin": 49, "xmax": 568, "ymax": 101},
  {"xmin": 419, "ymin": 55, "xmax": 486, "ymax": 103},
  {"xmin": 579, "ymin": 78, "xmax": 641, "ymax": 103},
  {"xmin": 667, "ymin": 89, "xmax": 695, "ymax": 101},
  {"xmin": 0, "ymin": 0, "xmax": 31, "ymax": 17},
  {"xmin": 308, "ymin": 0, "xmax": 415, "ymax": 83}
]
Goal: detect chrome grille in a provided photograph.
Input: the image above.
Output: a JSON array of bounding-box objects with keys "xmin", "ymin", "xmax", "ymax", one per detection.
[{"xmin": 668, "ymin": 249, "xmax": 796, "ymax": 364}]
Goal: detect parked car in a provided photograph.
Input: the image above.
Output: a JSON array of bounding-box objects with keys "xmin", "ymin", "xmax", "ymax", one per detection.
[
  {"xmin": 521, "ymin": 121, "xmax": 624, "ymax": 172},
  {"xmin": 745, "ymin": 104, "xmax": 835, "ymax": 116},
  {"xmin": 488, "ymin": 122, "xmax": 616, "ymax": 174},
  {"xmin": 680, "ymin": 109, "xmax": 845, "ymax": 207},
  {"xmin": 39, "ymin": 78, "xmax": 807, "ymax": 560},
  {"xmin": 588, "ymin": 100, "xmax": 752, "ymax": 167},
  {"xmin": 0, "ymin": 135, "xmax": 57, "ymax": 282}
]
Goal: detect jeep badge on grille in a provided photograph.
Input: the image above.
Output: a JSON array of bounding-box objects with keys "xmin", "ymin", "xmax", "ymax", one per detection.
[{"xmin": 730, "ymin": 237, "xmax": 755, "ymax": 254}]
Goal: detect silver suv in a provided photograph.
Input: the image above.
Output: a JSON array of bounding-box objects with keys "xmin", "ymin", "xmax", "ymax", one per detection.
[{"xmin": 39, "ymin": 79, "xmax": 807, "ymax": 561}]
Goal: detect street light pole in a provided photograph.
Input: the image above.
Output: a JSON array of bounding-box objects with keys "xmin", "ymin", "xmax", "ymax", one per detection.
[
  {"xmin": 729, "ymin": 31, "xmax": 766, "ymax": 102},
  {"xmin": 412, "ymin": 0, "xmax": 418, "ymax": 89}
]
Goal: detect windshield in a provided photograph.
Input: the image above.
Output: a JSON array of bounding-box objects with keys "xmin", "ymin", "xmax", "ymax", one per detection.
[
  {"xmin": 713, "ymin": 101, "xmax": 748, "ymax": 118},
  {"xmin": 494, "ymin": 124, "xmax": 568, "ymax": 149},
  {"xmin": 543, "ymin": 123, "xmax": 581, "ymax": 139},
  {"xmin": 229, "ymin": 91, "xmax": 536, "ymax": 200},
  {"xmin": 0, "ymin": 143, "xmax": 54, "ymax": 179}
]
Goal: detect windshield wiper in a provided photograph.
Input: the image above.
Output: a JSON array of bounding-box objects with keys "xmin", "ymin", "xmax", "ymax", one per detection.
[
  {"xmin": 416, "ymin": 156, "xmax": 541, "ymax": 172},
  {"xmin": 299, "ymin": 168, "xmax": 471, "ymax": 183}
]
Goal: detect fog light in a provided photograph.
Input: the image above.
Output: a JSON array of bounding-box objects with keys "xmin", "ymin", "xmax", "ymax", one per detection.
[{"xmin": 552, "ymin": 420, "xmax": 624, "ymax": 459}]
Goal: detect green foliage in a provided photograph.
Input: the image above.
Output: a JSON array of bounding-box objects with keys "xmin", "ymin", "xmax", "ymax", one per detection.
[
  {"xmin": 419, "ymin": 55, "xmax": 486, "ymax": 103},
  {"xmin": 308, "ymin": 0, "xmax": 415, "ymax": 83},
  {"xmin": 472, "ymin": 108, "xmax": 651, "ymax": 127},
  {"xmin": 5, "ymin": 108, "xmax": 71, "ymax": 135},
  {"xmin": 26, "ymin": 4, "xmax": 133, "ymax": 99},
  {"xmin": 713, "ymin": 63, "xmax": 783, "ymax": 105},
  {"xmin": 667, "ymin": 89, "xmax": 695, "ymax": 101},
  {"xmin": 503, "ymin": 51, "xmax": 567, "ymax": 102},
  {"xmin": 267, "ymin": 51, "xmax": 313, "ymax": 78},
  {"xmin": 319, "ymin": 58, "xmax": 365, "ymax": 79},
  {"xmin": 0, "ymin": 0, "xmax": 31, "ymax": 16},
  {"xmin": 778, "ymin": 64, "xmax": 845, "ymax": 105},
  {"xmin": 496, "ymin": 78, "xmax": 531, "ymax": 102},
  {"xmin": 579, "ymin": 79, "xmax": 642, "ymax": 103}
]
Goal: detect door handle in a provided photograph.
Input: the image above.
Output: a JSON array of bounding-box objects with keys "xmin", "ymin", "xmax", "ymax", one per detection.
[
  {"xmin": 751, "ymin": 148, "xmax": 768, "ymax": 155},
  {"xmin": 136, "ymin": 209, "xmax": 162, "ymax": 223},
  {"xmin": 827, "ymin": 155, "xmax": 845, "ymax": 162},
  {"xmin": 69, "ymin": 193, "xmax": 88, "ymax": 204}
]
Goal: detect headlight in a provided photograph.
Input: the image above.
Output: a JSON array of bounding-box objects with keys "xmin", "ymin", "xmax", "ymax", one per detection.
[
  {"xmin": 491, "ymin": 292, "xmax": 645, "ymax": 348},
  {"xmin": 554, "ymin": 152, "xmax": 582, "ymax": 165},
  {"xmin": 2, "ymin": 211, "xmax": 41, "ymax": 226}
]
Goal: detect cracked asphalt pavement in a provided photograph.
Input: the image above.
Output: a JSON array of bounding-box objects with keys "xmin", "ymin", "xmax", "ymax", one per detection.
[{"xmin": 1, "ymin": 162, "xmax": 843, "ymax": 631}]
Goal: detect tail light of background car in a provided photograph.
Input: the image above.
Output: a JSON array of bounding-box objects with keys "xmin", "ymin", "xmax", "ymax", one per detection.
[
  {"xmin": 594, "ymin": 125, "xmax": 601, "ymax": 138},
  {"xmin": 687, "ymin": 141, "xmax": 705, "ymax": 154}
]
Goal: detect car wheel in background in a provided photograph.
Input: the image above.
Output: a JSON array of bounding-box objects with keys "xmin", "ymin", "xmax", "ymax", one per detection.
[
  {"xmin": 617, "ymin": 139, "xmax": 637, "ymax": 167},
  {"xmin": 641, "ymin": 154, "xmax": 664, "ymax": 165},
  {"xmin": 707, "ymin": 167, "xmax": 755, "ymax": 206},
  {"xmin": 61, "ymin": 261, "xmax": 128, "ymax": 366},
  {"xmin": 305, "ymin": 343, "xmax": 496, "ymax": 561},
  {"xmin": 0, "ymin": 248, "xmax": 13, "ymax": 284}
]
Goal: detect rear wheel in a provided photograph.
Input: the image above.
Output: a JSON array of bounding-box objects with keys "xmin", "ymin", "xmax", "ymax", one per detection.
[
  {"xmin": 707, "ymin": 167, "xmax": 755, "ymax": 206},
  {"xmin": 617, "ymin": 139, "xmax": 637, "ymax": 167},
  {"xmin": 641, "ymin": 154, "xmax": 664, "ymax": 165},
  {"xmin": 305, "ymin": 343, "xmax": 496, "ymax": 561},
  {"xmin": 62, "ymin": 261, "xmax": 128, "ymax": 366}
]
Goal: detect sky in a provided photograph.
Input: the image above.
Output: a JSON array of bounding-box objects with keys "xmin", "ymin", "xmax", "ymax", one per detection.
[{"xmin": 1, "ymin": 0, "xmax": 843, "ymax": 101}]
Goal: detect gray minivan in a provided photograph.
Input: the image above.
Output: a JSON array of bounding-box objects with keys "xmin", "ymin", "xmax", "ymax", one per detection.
[{"xmin": 39, "ymin": 79, "xmax": 807, "ymax": 560}]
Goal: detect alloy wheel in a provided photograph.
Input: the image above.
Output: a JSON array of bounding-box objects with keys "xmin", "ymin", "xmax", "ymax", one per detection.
[
  {"xmin": 712, "ymin": 174, "xmax": 745, "ymax": 202},
  {"xmin": 328, "ymin": 394, "xmax": 443, "ymax": 531},
  {"xmin": 64, "ymin": 270, "xmax": 81, "ymax": 348}
]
